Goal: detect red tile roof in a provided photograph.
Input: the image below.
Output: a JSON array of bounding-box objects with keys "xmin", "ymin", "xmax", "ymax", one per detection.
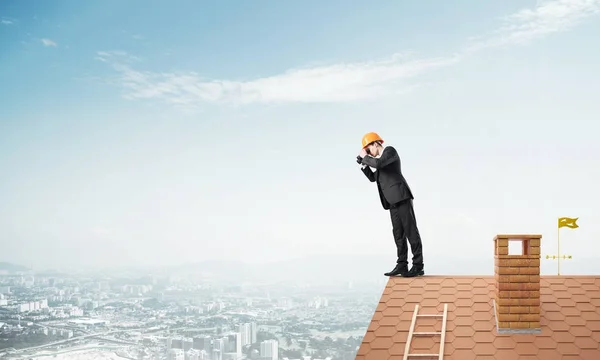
[{"xmin": 357, "ymin": 276, "xmax": 600, "ymax": 360}]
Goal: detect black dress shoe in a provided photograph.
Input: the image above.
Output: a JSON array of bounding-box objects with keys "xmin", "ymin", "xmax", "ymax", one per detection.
[
  {"xmin": 403, "ymin": 265, "xmax": 424, "ymax": 278},
  {"xmin": 384, "ymin": 265, "xmax": 408, "ymax": 277}
]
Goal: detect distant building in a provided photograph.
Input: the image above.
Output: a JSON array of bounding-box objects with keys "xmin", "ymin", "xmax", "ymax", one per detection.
[
  {"xmin": 221, "ymin": 336, "xmax": 229, "ymax": 356},
  {"xmin": 16, "ymin": 299, "xmax": 49, "ymax": 313},
  {"xmin": 251, "ymin": 323, "xmax": 257, "ymax": 344},
  {"xmin": 259, "ymin": 340, "xmax": 278, "ymax": 360},
  {"xmin": 239, "ymin": 322, "xmax": 257, "ymax": 346},
  {"xmin": 214, "ymin": 338, "xmax": 225, "ymax": 360},
  {"xmin": 183, "ymin": 337, "xmax": 193, "ymax": 351},
  {"xmin": 216, "ymin": 302, "xmax": 225, "ymax": 311},
  {"xmin": 186, "ymin": 348, "xmax": 200, "ymax": 360},
  {"xmin": 193, "ymin": 335, "xmax": 211, "ymax": 352},
  {"xmin": 171, "ymin": 338, "xmax": 183, "ymax": 349},
  {"xmin": 143, "ymin": 336, "xmax": 157, "ymax": 346},
  {"xmin": 212, "ymin": 348, "xmax": 222, "ymax": 360},
  {"xmin": 167, "ymin": 348, "xmax": 184, "ymax": 360},
  {"xmin": 67, "ymin": 318, "xmax": 109, "ymax": 328},
  {"xmin": 52, "ymin": 329, "xmax": 73, "ymax": 339},
  {"xmin": 227, "ymin": 333, "xmax": 242, "ymax": 356}
]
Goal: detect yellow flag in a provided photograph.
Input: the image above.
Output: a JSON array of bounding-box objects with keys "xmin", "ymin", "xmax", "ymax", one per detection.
[{"xmin": 558, "ymin": 217, "xmax": 579, "ymax": 229}]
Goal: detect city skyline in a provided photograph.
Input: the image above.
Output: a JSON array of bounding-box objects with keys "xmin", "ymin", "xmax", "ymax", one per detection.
[
  {"xmin": 1, "ymin": 0, "xmax": 600, "ymax": 272},
  {"xmin": 0, "ymin": 269, "xmax": 369, "ymax": 359}
]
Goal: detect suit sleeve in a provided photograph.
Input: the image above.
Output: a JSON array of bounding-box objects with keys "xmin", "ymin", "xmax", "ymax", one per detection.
[
  {"xmin": 360, "ymin": 146, "xmax": 399, "ymax": 169},
  {"xmin": 361, "ymin": 166, "xmax": 376, "ymax": 182}
]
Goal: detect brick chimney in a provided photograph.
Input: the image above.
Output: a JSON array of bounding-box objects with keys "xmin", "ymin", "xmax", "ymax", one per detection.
[{"xmin": 493, "ymin": 234, "xmax": 542, "ymax": 334}]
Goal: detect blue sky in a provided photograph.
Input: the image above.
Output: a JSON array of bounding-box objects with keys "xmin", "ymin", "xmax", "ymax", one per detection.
[{"xmin": 1, "ymin": 0, "xmax": 600, "ymax": 274}]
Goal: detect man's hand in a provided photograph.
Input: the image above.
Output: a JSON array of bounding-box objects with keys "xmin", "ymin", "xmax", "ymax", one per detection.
[
  {"xmin": 359, "ymin": 148, "xmax": 367, "ymax": 158},
  {"xmin": 356, "ymin": 156, "xmax": 362, "ymax": 164}
]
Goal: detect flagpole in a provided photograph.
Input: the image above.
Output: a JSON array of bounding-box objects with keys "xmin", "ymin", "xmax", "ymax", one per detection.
[
  {"xmin": 549, "ymin": 217, "xmax": 576, "ymax": 275},
  {"xmin": 557, "ymin": 225, "xmax": 561, "ymax": 276}
]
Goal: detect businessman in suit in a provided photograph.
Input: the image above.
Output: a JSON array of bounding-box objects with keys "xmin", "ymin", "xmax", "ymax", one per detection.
[{"xmin": 357, "ymin": 132, "xmax": 424, "ymax": 277}]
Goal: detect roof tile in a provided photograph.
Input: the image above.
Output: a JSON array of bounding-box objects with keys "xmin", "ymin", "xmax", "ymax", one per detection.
[
  {"xmin": 583, "ymin": 311, "xmax": 600, "ymax": 320},
  {"xmin": 536, "ymin": 349, "xmax": 562, "ymax": 360},
  {"xmin": 357, "ymin": 276, "xmax": 600, "ymax": 360},
  {"xmin": 587, "ymin": 320, "xmax": 600, "ymax": 331},
  {"xmin": 514, "ymin": 342, "xmax": 538, "ymax": 355},
  {"xmin": 473, "ymin": 342, "xmax": 497, "ymax": 356},
  {"xmin": 472, "ymin": 331, "xmax": 495, "ymax": 343},
  {"xmin": 552, "ymin": 330, "xmax": 576, "ymax": 343}
]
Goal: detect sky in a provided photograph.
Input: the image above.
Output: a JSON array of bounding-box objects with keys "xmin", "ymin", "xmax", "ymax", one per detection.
[{"xmin": 1, "ymin": 0, "xmax": 600, "ymax": 275}]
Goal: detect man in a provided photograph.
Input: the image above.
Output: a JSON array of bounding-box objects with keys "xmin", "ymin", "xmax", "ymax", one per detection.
[{"xmin": 356, "ymin": 132, "xmax": 424, "ymax": 277}]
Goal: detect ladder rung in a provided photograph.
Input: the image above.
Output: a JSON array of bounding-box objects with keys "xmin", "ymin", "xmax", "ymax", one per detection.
[
  {"xmin": 407, "ymin": 354, "xmax": 439, "ymax": 357},
  {"xmin": 403, "ymin": 303, "xmax": 448, "ymax": 360}
]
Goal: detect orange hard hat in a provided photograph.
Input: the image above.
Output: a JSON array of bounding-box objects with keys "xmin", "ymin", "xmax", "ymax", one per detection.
[{"xmin": 361, "ymin": 132, "xmax": 384, "ymax": 149}]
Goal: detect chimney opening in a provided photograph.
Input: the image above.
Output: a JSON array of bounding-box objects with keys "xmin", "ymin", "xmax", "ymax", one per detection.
[{"xmin": 508, "ymin": 240, "xmax": 522, "ymax": 255}]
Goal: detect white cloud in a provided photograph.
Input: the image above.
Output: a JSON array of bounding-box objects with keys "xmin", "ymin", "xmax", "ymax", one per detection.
[
  {"xmin": 98, "ymin": 0, "xmax": 600, "ymax": 108},
  {"xmin": 468, "ymin": 0, "xmax": 600, "ymax": 51},
  {"xmin": 1, "ymin": 19, "xmax": 14, "ymax": 25},
  {"xmin": 41, "ymin": 38, "xmax": 57, "ymax": 47},
  {"xmin": 97, "ymin": 51, "xmax": 459, "ymax": 107},
  {"xmin": 96, "ymin": 51, "xmax": 139, "ymax": 63}
]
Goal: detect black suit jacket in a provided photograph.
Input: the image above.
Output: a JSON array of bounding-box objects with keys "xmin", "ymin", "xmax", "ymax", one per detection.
[{"xmin": 360, "ymin": 146, "xmax": 414, "ymax": 210}]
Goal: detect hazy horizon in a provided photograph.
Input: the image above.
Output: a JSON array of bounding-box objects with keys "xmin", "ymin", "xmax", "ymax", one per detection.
[
  {"xmin": 5, "ymin": 253, "xmax": 600, "ymax": 280},
  {"xmin": 2, "ymin": 0, "xmax": 600, "ymax": 275}
]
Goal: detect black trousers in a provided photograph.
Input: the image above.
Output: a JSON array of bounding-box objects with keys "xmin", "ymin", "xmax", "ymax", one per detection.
[{"xmin": 389, "ymin": 199, "xmax": 424, "ymax": 267}]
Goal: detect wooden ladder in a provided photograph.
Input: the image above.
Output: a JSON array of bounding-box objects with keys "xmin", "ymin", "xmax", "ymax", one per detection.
[{"xmin": 402, "ymin": 303, "xmax": 449, "ymax": 360}]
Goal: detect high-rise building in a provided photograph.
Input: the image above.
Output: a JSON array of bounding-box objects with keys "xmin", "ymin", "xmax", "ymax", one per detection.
[
  {"xmin": 238, "ymin": 322, "xmax": 257, "ymax": 346},
  {"xmin": 238, "ymin": 323, "xmax": 250, "ymax": 346},
  {"xmin": 213, "ymin": 338, "xmax": 225, "ymax": 360},
  {"xmin": 250, "ymin": 323, "xmax": 257, "ymax": 344},
  {"xmin": 221, "ymin": 336, "xmax": 229, "ymax": 356},
  {"xmin": 227, "ymin": 333, "xmax": 242, "ymax": 356},
  {"xmin": 193, "ymin": 336, "xmax": 212, "ymax": 351},
  {"xmin": 260, "ymin": 340, "xmax": 278, "ymax": 360},
  {"xmin": 211, "ymin": 348, "xmax": 222, "ymax": 360}
]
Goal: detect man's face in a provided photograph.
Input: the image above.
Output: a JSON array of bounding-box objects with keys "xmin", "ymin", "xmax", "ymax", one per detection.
[{"xmin": 366, "ymin": 142, "xmax": 379, "ymax": 157}]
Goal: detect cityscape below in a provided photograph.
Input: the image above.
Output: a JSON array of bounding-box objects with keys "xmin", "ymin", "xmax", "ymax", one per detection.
[{"xmin": 0, "ymin": 261, "xmax": 385, "ymax": 360}]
